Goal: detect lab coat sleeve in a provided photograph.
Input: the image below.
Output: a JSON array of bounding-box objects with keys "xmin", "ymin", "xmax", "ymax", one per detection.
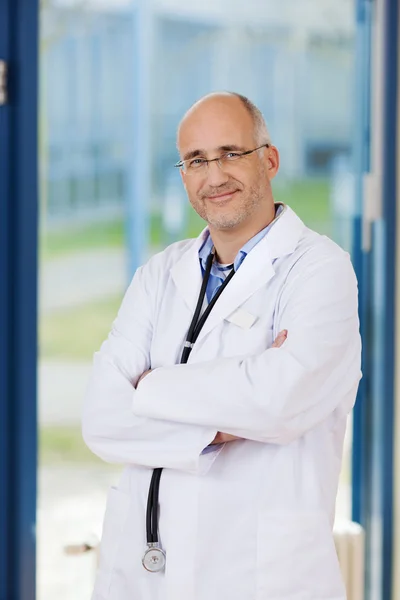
[
  {"xmin": 82, "ymin": 265, "xmax": 218, "ymax": 472},
  {"xmin": 132, "ymin": 250, "xmax": 362, "ymax": 444}
]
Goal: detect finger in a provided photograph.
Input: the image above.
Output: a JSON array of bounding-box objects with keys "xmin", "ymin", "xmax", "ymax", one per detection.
[
  {"xmin": 274, "ymin": 330, "xmax": 288, "ymax": 344},
  {"xmin": 219, "ymin": 433, "xmax": 241, "ymax": 443},
  {"xmin": 210, "ymin": 433, "xmax": 222, "ymax": 445},
  {"xmin": 272, "ymin": 330, "xmax": 288, "ymax": 348},
  {"xmin": 137, "ymin": 369, "xmax": 151, "ymax": 387}
]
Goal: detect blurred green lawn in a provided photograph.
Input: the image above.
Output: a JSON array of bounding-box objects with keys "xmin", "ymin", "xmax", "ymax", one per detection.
[
  {"xmin": 39, "ymin": 178, "xmax": 331, "ymax": 362},
  {"xmin": 40, "ymin": 178, "xmax": 331, "ymax": 259},
  {"xmin": 39, "ymin": 425, "xmax": 121, "ymax": 466},
  {"xmin": 40, "ymin": 295, "xmax": 123, "ymax": 361}
]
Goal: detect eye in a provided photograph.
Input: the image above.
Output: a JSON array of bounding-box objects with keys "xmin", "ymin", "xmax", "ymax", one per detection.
[
  {"xmin": 224, "ymin": 152, "xmax": 241, "ymax": 160},
  {"xmin": 189, "ymin": 158, "xmax": 207, "ymax": 169}
]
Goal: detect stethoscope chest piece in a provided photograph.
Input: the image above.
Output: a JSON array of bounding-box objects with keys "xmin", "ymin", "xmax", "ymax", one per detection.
[{"xmin": 142, "ymin": 543, "xmax": 166, "ymax": 573}]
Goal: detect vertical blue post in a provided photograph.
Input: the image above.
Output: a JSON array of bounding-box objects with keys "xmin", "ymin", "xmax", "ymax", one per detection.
[
  {"xmin": 0, "ymin": 2, "xmax": 12, "ymax": 598},
  {"xmin": 381, "ymin": 0, "xmax": 398, "ymax": 596},
  {"xmin": 0, "ymin": 0, "xmax": 38, "ymax": 599},
  {"xmin": 351, "ymin": 0, "xmax": 372, "ymax": 528},
  {"xmin": 127, "ymin": 0, "xmax": 153, "ymax": 276}
]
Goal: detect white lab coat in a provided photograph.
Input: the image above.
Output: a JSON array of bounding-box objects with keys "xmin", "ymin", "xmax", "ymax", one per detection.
[{"xmin": 82, "ymin": 205, "xmax": 362, "ymax": 600}]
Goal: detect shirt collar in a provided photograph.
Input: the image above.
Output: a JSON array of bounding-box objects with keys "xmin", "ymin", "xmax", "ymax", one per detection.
[{"xmin": 198, "ymin": 203, "xmax": 285, "ymax": 272}]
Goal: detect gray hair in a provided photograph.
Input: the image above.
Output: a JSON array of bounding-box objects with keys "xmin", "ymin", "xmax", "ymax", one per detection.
[{"xmin": 229, "ymin": 92, "xmax": 272, "ymax": 147}]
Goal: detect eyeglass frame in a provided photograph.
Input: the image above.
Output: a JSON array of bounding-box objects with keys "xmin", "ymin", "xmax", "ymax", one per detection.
[{"xmin": 174, "ymin": 143, "xmax": 271, "ymax": 172}]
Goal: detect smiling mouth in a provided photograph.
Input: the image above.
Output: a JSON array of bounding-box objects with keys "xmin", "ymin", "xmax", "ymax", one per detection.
[{"xmin": 206, "ymin": 190, "xmax": 238, "ymax": 202}]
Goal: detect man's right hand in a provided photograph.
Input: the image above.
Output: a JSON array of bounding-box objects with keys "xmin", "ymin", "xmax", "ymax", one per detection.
[
  {"xmin": 272, "ymin": 329, "xmax": 288, "ymax": 348},
  {"xmin": 210, "ymin": 330, "xmax": 288, "ymax": 445}
]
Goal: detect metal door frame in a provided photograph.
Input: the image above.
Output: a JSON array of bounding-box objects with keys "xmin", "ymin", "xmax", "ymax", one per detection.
[{"xmin": 0, "ymin": 0, "xmax": 39, "ymax": 598}]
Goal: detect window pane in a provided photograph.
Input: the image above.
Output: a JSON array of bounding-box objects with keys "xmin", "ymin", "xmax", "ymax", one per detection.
[{"xmin": 38, "ymin": 2, "xmax": 357, "ymax": 598}]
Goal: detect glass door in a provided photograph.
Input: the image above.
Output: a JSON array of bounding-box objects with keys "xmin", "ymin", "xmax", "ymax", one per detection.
[
  {"xmin": 36, "ymin": 0, "xmax": 369, "ymax": 598},
  {"xmin": 37, "ymin": 2, "xmax": 134, "ymax": 598}
]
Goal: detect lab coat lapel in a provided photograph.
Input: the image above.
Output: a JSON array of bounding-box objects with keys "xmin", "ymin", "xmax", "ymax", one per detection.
[
  {"xmin": 169, "ymin": 207, "xmax": 305, "ymax": 345},
  {"xmin": 194, "ymin": 240, "xmax": 275, "ymax": 344},
  {"xmin": 170, "ymin": 228, "xmax": 209, "ymax": 313},
  {"xmin": 195, "ymin": 206, "xmax": 305, "ymax": 344}
]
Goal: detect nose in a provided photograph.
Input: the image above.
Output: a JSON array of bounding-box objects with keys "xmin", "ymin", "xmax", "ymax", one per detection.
[{"xmin": 205, "ymin": 159, "xmax": 230, "ymax": 187}]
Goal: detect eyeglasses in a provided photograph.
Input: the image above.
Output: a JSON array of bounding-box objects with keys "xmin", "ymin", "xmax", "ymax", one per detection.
[{"xmin": 174, "ymin": 143, "xmax": 270, "ymax": 174}]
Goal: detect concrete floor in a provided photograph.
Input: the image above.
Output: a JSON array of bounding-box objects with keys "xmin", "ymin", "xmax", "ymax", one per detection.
[{"xmin": 37, "ymin": 465, "xmax": 119, "ymax": 600}]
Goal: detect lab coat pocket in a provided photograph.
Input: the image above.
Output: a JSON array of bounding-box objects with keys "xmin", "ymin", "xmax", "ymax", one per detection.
[
  {"xmin": 256, "ymin": 511, "xmax": 345, "ymax": 600},
  {"xmin": 222, "ymin": 318, "xmax": 274, "ymax": 356},
  {"xmin": 92, "ymin": 486, "xmax": 131, "ymax": 599}
]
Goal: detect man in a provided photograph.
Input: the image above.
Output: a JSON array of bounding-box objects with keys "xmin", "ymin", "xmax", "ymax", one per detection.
[{"xmin": 82, "ymin": 92, "xmax": 362, "ymax": 600}]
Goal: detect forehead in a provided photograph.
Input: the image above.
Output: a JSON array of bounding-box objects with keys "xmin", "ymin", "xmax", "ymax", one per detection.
[{"xmin": 178, "ymin": 97, "xmax": 256, "ymax": 155}]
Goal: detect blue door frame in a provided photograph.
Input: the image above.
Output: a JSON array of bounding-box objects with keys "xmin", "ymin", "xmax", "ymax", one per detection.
[
  {"xmin": 351, "ymin": 1, "xmax": 398, "ymax": 599},
  {"xmin": 0, "ymin": 0, "xmax": 39, "ymax": 599},
  {"xmin": 379, "ymin": 0, "xmax": 398, "ymax": 597},
  {"xmin": 351, "ymin": 0, "xmax": 373, "ymax": 531}
]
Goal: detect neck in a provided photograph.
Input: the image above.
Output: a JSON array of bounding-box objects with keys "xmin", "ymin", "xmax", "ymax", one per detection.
[{"xmin": 209, "ymin": 205, "xmax": 277, "ymax": 264}]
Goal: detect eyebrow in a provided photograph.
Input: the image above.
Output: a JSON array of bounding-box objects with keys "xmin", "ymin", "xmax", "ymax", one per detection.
[
  {"xmin": 182, "ymin": 149, "xmax": 206, "ymax": 161},
  {"xmin": 182, "ymin": 144, "xmax": 247, "ymax": 161},
  {"xmin": 218, "ymin": 144, "xmax": 247, "ymax": 153}
]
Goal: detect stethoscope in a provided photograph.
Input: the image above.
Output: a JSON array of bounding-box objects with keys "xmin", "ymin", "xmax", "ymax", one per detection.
[{"xmin": 142, "ymin": 245, "xmax": 235, "ymax": 573}]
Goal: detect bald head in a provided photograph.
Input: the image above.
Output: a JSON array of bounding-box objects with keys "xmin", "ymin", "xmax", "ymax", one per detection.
[
  {"xmin": 177, "ymin": 92, "xmax": 271, "ymax": 150},
  {"xmin": 175, "ymin": 91, "xmax": 279, "ymax": 234}
]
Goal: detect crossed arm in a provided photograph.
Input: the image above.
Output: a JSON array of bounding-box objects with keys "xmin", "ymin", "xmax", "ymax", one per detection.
[
  {"xmin": 82, "ymin": 252, "xmax": 361, "ymax": 473},
  {"xmin": 82, "ymin": 266, "xmax": 237, "ymax": 473},
  {"xmin": 136, "ymin": 329, "xmax": 288, "ymax": 445}
]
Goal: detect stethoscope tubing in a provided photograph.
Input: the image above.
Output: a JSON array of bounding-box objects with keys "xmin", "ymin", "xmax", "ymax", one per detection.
[{"xmin": 143, "ymin": 247, "xmax": 235, "ymax": 568}]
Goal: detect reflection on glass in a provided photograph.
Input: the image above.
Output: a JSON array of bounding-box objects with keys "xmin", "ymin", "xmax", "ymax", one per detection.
[{"xmin": 38, "ymin": 1, "xmax": 356, "ymax": 598}]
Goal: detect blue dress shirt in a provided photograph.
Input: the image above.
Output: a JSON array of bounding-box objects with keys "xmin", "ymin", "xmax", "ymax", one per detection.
[
  {"xmin": 197, "ymin": 203, "xmax": 285, "ymax": 454},
  {"xmin": 198, "ymin": 204, "xmax": 285, "ymax": 303}
]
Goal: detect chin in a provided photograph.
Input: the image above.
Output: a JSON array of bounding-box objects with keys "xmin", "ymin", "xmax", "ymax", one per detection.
[{"xmin": 207, "ymin": 214, "xmax": 244, "ymax": 230}]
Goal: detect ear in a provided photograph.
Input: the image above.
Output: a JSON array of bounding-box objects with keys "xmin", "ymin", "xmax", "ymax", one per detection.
[{"xmin": 266, "ymin": 146, "xmax": 280, "ymax": 181}]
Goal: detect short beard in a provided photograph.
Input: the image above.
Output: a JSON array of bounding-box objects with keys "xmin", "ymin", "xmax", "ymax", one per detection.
[{"xmin": 190, "ymin": 182, "xmax": 265, "ymax": 230}]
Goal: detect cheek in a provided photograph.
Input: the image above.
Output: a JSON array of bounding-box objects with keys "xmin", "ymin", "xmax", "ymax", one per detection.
[
  {"xmin": 185, "ymin": 187, "xmax": 204, "ymax": 212},
  {"xmin": 181, "ymin": 178, "xmax": 193, "ymax": 200},
  {"xmin": 187, "ymin": 182, "xmax": 206, "ymax": 204}
]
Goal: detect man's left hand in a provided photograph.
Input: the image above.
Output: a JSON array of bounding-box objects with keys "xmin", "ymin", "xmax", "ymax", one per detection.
[
  {"xmin": 137, "ymin": 369, "xmax": 152, "ymax": 387},
  {"xmin": 210, "ymin": 432, "xmax": 241, "ymax": 444}
]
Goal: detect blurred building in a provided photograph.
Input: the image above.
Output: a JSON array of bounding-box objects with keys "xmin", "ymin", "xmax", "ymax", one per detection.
[{"xmin": 40, "ymin": 0, "xmax": 355, "ymax": 223}]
